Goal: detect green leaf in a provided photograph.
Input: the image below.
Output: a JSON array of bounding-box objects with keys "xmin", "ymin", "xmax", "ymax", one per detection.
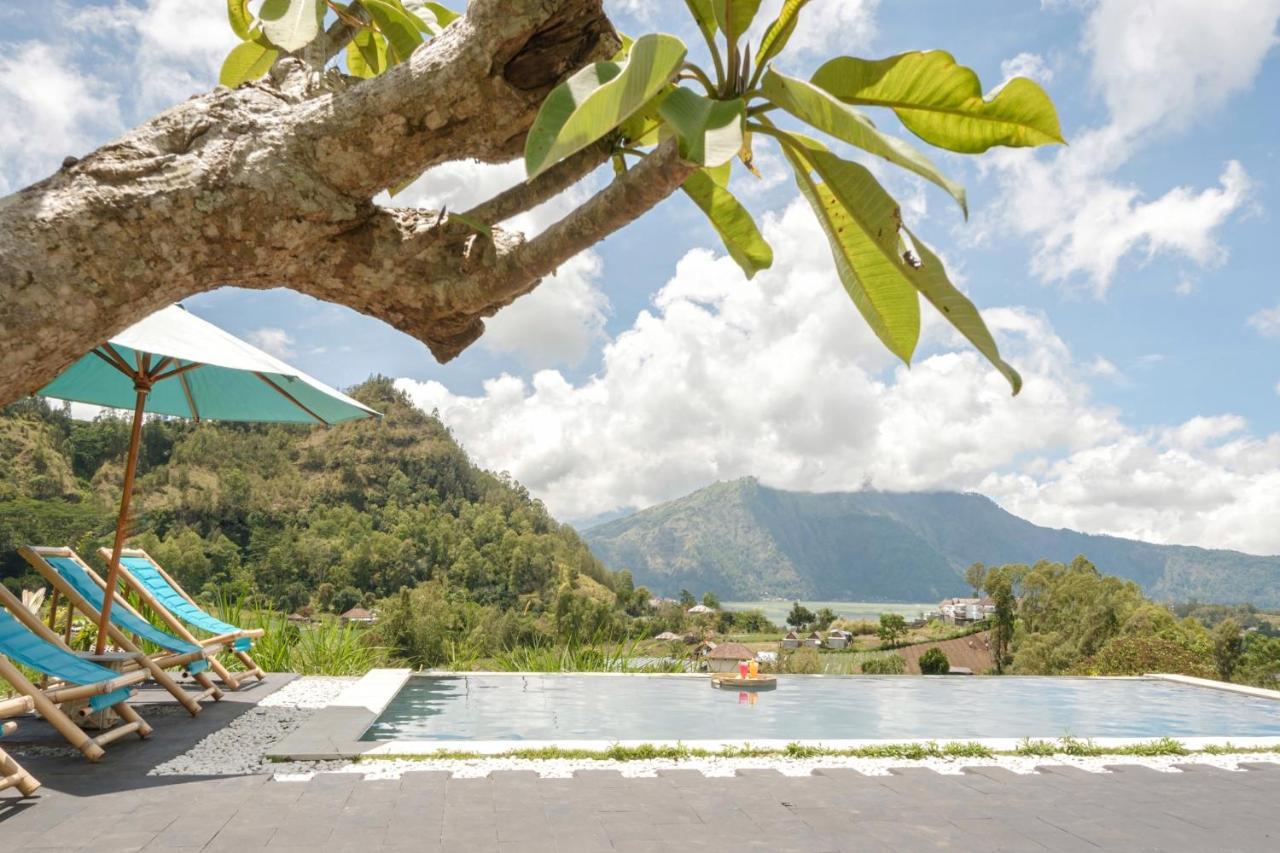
[
  {"xmin": 754, "ymin": 0, "xmax": 809, "ymax": 75},
  {"xmin": 259, "ymin": 0, "xmax": 324, "ymax": 53},
  {"xmin": 762, "ymin": 68, "xmax": 967, "ymax": 216},
  {"xmin": 682, "ymin": 169, "xmax": 772, "ymax": 279},
  {"xmin": 685, "ymin": 0, "xmax": 718, "ymax": 40},
  {"xmin": 781, "ymin": 138, "xmax": 920, "ymax": 363},
  {"xmin": 347, "ymin": 29, "xmax": 388, "ymax": 79},
  {"xmin": 424, "ymin": 2, "xmax": 460, "ymax": 26},
  {"xmin": 618, "ymin": 85, "xmax": 674, "ymax": 148},
  {"xmin": 811, "ymin": 51, "xmax": 1064, "ymax": 154},
  {"xmin": 226, "ymin": 0, "xmax": 254, "ymax": 41},
  {"xmin": 902, "ymin": 227, "xmax": 1021, "ymax": 393},
  {"xmin": 713, "ymin": 0, "xmax": 763, "ymax": 44},
  {"xmin": 220, "ymin": 38, "xmax": 279, "ymax": 87},
  {"xmin": 658, "ymin": 89, "xmax": 745, "ymax": 167},
  {"xmin": 525, "ymin": 33, "xmax": 688, "ymax": 178},
  {"xmin": 364, "ymin": 0, "xmax": 425, "ymax": 63}
]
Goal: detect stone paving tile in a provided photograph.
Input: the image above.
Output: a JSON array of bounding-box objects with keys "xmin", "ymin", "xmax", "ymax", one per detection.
[{"xmin": 5, "ymin": 677, "xmax": 1280, "ymax": 852}]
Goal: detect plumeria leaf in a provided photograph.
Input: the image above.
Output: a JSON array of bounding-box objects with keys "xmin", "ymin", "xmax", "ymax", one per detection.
[
  {"xmin": 347, "ymin": 28, "xmax": 388, "ymax": 79},
  {"xmin": 658, "ymin": 89, "xmax": 745, "ymax": 167},
  {"xmin": 220, "ymin": 36, "xmax": 279, "ymax": 87},
  {"xmin": 781, "ymin": 136, "xmax": 920, "ymax": 363},
  {"xmin": 902, "ymin": 227, "xmax": 1022, "ymax": 393},
  {"xmin": 811, "ymin": 51, "xmax": 1064, "ymax": 154},
  {"xmin": 754, "ymin": 0, "xmax": 809, "ymax": 75},
  {"xmin": 226, "ymin": 0, "xmax": 254, "ymax": 41},
  {"xmin": 762, "ymin": 67, "xmax": 967, "ymax": 216},
  {"xmin": 682, "ymin": 168, "xmax": 772, "ymax": 278},
  {"xmin": 713, "ymin": 0, "xmax": 763, "ymax": 45},
  {"xmin": 258, "ymin": 0, "xmax": 324, "ymax": 53},
  {"xmin": 525, "ymin": 33, "xmax": 687, "ymax": 178},
  {"xmin": 364, "ymin": 0, "xmax": 426, "ymax": 63}
]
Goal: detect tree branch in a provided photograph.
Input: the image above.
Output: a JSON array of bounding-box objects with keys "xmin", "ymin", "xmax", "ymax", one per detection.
[
  {"xmin": 462, "ymin": 139, "xmax": 614, "ymax": 226},
  {"xmin": 0, "ymin": 0, "xmax": 655, "ymax": 405},
  {"xmin": 496, "ymin": 139, "xmax": 695, "ymax": 296}
]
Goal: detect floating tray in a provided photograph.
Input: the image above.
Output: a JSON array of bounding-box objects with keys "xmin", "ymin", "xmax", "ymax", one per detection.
[{"xmin": 710, "ymin": 674, "xmax": 777, "ymax": 691}]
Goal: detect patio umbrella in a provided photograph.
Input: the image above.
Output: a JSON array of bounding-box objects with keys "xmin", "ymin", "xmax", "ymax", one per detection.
[{"xmin": 35, "ymin": 304, "xmax": 379, "ymax": 654}]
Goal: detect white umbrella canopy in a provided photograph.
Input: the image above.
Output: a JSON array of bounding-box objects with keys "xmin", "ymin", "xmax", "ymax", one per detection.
[
  {"xmin": 35, "ymin": 304, "xmax": 380, "ymax": 653},
  {"xmin": 40, "ymin": 305, "xmax": 378, "ymax": 424}
]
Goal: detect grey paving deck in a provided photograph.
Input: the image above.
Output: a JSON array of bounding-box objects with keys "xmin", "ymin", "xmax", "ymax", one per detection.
[{"xmin": 3, "ymin": 676, "xmax": 1279, "ymax": 851}]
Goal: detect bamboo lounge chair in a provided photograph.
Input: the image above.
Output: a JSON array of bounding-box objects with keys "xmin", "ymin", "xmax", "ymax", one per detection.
[
  {"xmin": 0, "ymin": 589, "xmax": 153, "ymax": 764},
  {"xmin": 98, "ymin": 547, "xmax": 266, "ymax": 690},
  {"xmin": 18, "ymin": 546, "xmax": 223, "ymax": 714},
  {"xmin": 1, "ymin": 719, "xmax": 41, "ymax": 796}
]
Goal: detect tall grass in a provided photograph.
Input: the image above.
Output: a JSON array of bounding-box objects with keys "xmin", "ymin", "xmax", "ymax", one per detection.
[
  {"xmin": 483, "ymin": 638, "xmax": 687, "ymax": 673},
  {"xmin": 209, "ymin": 594, "xmax": 389, "ymax": 676}
]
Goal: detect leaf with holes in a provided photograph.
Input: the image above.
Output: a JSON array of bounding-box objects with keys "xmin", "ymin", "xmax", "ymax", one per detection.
[
  {"xmin": 902, "ymin": 226, "xmax": 1021, "ymax": 393},
  {"xmin": 781, "ymin": 136, "xmax": 920, "ymax": 363},
  {"xmin": 811, "ymin": 51, "xmax": 1064, "ymax": 154}
]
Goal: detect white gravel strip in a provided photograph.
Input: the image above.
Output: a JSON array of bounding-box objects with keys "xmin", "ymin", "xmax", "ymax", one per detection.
[
  {"xmin": 150, "ymin": 676, "xmax": 1280, "ymax": 781},
  {"xmin": 150, "ymin": 676, "xmax": 356, "ymax": 777}
]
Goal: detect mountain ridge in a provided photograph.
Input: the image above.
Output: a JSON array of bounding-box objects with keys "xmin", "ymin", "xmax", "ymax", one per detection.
[{"xmin": 582, "ymin": 477, "xmax": 1280, "ymax": 606}]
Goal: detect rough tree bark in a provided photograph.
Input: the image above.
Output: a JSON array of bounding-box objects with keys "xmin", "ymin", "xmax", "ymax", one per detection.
[{"xmin": 0, "ymin": 0, "xmax": 695, "ymax": 405}]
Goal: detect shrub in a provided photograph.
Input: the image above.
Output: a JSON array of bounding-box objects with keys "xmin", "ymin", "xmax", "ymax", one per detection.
[
  {"xmin": 919, "ymin": 647, "xmax": 951, "ymax": 675},
  {"xmin": 1069, "ymin": 635, "xmax": 1215, "ymax": 678},
  {"xmin": 860, "ymin": 654, "xmax": 906, "ymax": 674}
]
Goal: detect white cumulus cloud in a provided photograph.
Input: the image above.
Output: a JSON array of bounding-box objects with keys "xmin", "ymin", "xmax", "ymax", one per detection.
[{"xmin": 979, "ymin": 0, "xmax": 1277, "ymax": 293}]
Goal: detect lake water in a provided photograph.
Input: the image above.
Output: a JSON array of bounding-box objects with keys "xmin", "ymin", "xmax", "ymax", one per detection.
[
  {"xmin": 722, "ymin": 600, "xmax": 935, "ymax": 625},
  {"xmin": 361, "ymin": 674, "xmax": 1280, "ymax": 741}
]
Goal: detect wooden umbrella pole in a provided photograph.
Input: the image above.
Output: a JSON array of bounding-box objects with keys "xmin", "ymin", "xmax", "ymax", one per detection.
[{"xmin": 95, "ymin": 383, "xmax": 150, "ymax": 656}]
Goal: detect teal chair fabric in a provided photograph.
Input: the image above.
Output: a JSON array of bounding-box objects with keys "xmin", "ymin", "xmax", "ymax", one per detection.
[
  {"xmin": 0, "ymin": 609, "xmax": 132, "ymax": 711},
  {"xmin": 120, "ymin": 556, "xmax": 245, "ymax": 640},
  {"xmin": 44, "ymin": 556, "xmax": 207, "ymax": 674}
]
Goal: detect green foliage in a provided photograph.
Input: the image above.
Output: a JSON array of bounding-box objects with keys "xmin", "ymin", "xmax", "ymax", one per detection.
[
  {"xmin": 964, "ymin": 562, "xmax": 986, "ymax": 598},
  {"xmin": 1230, "ymin": 633, "xmax": 1280, "ymax": 688},
  {"xmin": 859, "ymin": 653, "xmax": 905, "ymax": 675},
  {"xmin": 786, "ymin": 601, "xmax": 815, "ymax": 629},
  {"xmin": 918, "ymin": 646, "xmax": 950, "ymax": 675},
  {"xmin": 810, "ymin": 52, "xmax": 1064, "ymax": 153},
  {"xmin": 679, "ymin": 168, "xmax": 772, "ymax": 278},
  {"xmin": 1211, "ymin": 618, "xmax": 1245, "ymax": 680},
  {"xmin": 701, "ymin": 590, "xmax": 720, "ymax": 609},
  {"xmin": 984, "ymin": 566, "xmax": 1016, "ymax": 673},
  {"xmin": 877, "ymin": 612, "xmax": 907, "ymax": 647},
  {"xmin": 524, "ymin": 34, "xmax": 687, "ymax": 177}
]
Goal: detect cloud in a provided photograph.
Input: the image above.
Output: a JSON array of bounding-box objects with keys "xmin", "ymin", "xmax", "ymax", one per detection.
[
  {"xmin": 994, "ymin": 52, "xmax": 1054, "ymax": 93},
  {"xmin": 396, "ymin": 197, "xmax": 1280, "ymax": 554},
  {"xmin": 0, "ymin": 42, "xmax": 121, "ymax": 193},
  {"xmin": 387, "ymin": 153, "xmax": 613, "ymax": 367},
  {"xmin": 246, "ymin": 327, "xmax": 296, "ymax": 359},
  {"xmin": 978, "ymin": 0, "xmax": 1277, "ymax": 293},
  {"xmin": 1247, "ymin": 304, "xmax": 1280, "ymax": 339}
]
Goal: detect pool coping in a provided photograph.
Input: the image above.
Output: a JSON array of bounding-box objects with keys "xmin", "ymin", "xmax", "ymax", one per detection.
[{"xmin": 266, "ymin": 669, "xmax": 1280, "ymax": 762}]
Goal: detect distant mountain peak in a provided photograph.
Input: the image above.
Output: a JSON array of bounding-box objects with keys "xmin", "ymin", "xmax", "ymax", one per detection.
[{"xmin": 582, "ymin": 480, "xmax": 1280, "ymax": 606}]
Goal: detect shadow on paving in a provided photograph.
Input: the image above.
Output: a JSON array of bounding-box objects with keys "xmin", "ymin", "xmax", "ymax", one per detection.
[{"xmin": 0, "ymin": 672, "xmax": 294, "ymax": 804}]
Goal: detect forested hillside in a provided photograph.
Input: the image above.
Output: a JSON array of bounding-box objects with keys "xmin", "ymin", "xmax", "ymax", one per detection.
[
  {"xmin": 0, "ymin": 379, "xmax": 620, "ymax": 620},
  {"xmin": 583, "ymin": 478, "xmax": 1280, "ymax": 606}
]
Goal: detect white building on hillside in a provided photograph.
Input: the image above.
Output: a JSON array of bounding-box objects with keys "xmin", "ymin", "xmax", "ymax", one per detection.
[{"xmin": 938, "ymin": 597, "xmax": 996, "ymax": 624}]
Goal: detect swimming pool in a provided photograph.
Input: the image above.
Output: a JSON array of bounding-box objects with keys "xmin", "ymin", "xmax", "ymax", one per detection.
[{"xmin": 359, "ymin": 673, "xmax": 1280, "ymax": 742}]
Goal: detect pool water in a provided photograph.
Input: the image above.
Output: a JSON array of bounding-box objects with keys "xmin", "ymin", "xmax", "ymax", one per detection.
[{"xmin": 360, "ymin": 674, "xmax": 1280, "ymax": 742}]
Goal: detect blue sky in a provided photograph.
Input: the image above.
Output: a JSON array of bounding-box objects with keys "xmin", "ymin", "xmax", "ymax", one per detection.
[{"xmin": 3, "ymin": 1, "xmax": 1279, "ymax": 552}]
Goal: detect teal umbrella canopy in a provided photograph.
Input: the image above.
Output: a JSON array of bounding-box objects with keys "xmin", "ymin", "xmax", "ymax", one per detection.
[
  {"xmin": 35, "ymin": 303, "xmax": 378, "ymax": 654},
  {"xmin": 39, "ymin": 304, "xmax": 378, "ymax": 424}
]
